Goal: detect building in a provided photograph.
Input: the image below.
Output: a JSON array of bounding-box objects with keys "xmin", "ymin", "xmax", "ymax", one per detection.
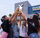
[
  {"xmin": 15, "ymin": 1, "xmax": 40, "ymax": 18},
  {"xmin": 28, "ymin": 5, "xmax": 40, "ymax": 18},
  {"xmin": 28, "ymin": 5, "xmax": 40, "ymax": 14},
  {"xmin": 15, "ymin": 1, "xmax": 31, "ymax": 18}
]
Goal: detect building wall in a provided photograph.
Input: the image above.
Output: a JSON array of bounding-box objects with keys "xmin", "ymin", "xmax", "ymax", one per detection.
[
  {"xmin": 28, "ymin": 5, "xmax": 40, "ymax": 18},
  {"xmin": 28, "ymin": 5, "xmax": 40, "ymax": 14},
  {"xmin": 15, "ymin": 1, "xmax": 31, "ymax": 18}
]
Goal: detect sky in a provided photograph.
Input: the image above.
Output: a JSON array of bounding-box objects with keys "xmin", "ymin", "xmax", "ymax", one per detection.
[{"xmin": 0, "ymin": 0, "xmax": 40, "ymax": 25}]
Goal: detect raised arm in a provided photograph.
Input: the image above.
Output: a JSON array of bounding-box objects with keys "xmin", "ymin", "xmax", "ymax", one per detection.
[
  {"xmin": 10, "ymin": 8, "xmax": 19, "ymax": 21},
  {"xmin": 11, "ymin": 13, "xmax": 17, "ymax": 22},
  {"xmin": 21, "ymin": 13, "xmax": 27, "ymax": 20},
  {"xmin": 19, "ymin": 9, "xmax": 27, "ymax": 21}
]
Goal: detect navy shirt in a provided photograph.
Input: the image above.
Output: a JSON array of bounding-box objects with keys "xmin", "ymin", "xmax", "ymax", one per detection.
[
  {"xmin": 27, "ymin": 18, "xmax": 38, "ymax": 35},
  {"xmin": 1, "ymin": 20, "xmax": 12, "ymax": 33}
]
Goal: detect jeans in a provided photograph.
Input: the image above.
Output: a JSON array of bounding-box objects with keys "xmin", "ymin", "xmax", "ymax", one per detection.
[{"xmin": 29, "ymin": 33, "xmax": 39, "ymax": 38}]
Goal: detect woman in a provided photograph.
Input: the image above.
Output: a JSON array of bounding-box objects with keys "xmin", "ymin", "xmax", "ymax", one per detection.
[
  {"xmin": 22, "ymin": 21, "xmax": 28, "ymax": 38},
  {"xmin": 18, "ymin": 21, "xmax": 28, "ymax": 38},
  {"xmin": 29, "ymin": 25, "xmax": 40, "ymax": 38},
  {"xmin": 1, "ymin": 8, "xmax": 20, "ymax": 38},
  {"xmin": 12, "ymin": 20, "xmax": 19, "ymax": 38},
  {"xmin": 1, "ymin": 15, "xmax": 11, "ymax": 38}
]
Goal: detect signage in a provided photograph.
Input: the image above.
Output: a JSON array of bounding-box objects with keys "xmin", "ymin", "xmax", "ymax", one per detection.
[
  {"xmin": 32, "ymin": 5, "xmax": 40, "ymax": 10},
  {"xmin": 28, "ymin": 5, "xmax": 40, "ymax": 14}
]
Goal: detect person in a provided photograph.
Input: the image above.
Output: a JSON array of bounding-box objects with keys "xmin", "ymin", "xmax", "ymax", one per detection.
[
  {"xmin": 1, "ymin": 8, "xmax": 21, "ymax": 38},
  {"xmin": 1, "ymin": 15, "xmax": 12, "ymax": 38},
  {"xmin": 16, "ymin": 9, "xmax": 28, "ymax": 38},
  {"xmin": 27, "ymin": 18, "xmax": 35, "ymax": 35},
  {"xmin": 8, "ymin": 14, "xmax": 13, "ymax": 38},
  {"xmin": 9, "ymin": 14, "xmax": 12, "ymax": 17},
  {"xmin": 18, "ymin": 20, "xmax": 24, "ymax": 38},
  {"xmin": 28, "ymin": 13, "xmax": 39, "ymax": 35},
  {"xmin": 32, "ymin": 13, "xmax": 39, "ymax": 29},
  {"xmin": 22, "ymin": 21, "xmax": 28, "ymax": 38},
  {"xmin": 18, "ymin": 21, "xmax": 28, "ymax": 38},
  {"xmin": 29, "ymin": 26, "xmax": 40, "ymax": 38},
  {"xmin": 11, "ymin": 8, "xmax": 28, "ymax": 38},
  {"xmin": 29, "ymin": 33, "xmax": 39, "ymax": 38},
  {"xmin": 12, "ymin": 20, "xmax": 19, "ymax": 38},
  {"xmin": 11, "ymin": 8, "xmax": 27, "ymax": 38}
]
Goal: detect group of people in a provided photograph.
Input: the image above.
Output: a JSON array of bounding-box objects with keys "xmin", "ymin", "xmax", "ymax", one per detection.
[
  {"xmin": 27, "ymin": 13, "xmax": 40, "ymax": 38},
  {"xmin": 0, "ymin": 8, "xmax": 40, "ymax": 38}
]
